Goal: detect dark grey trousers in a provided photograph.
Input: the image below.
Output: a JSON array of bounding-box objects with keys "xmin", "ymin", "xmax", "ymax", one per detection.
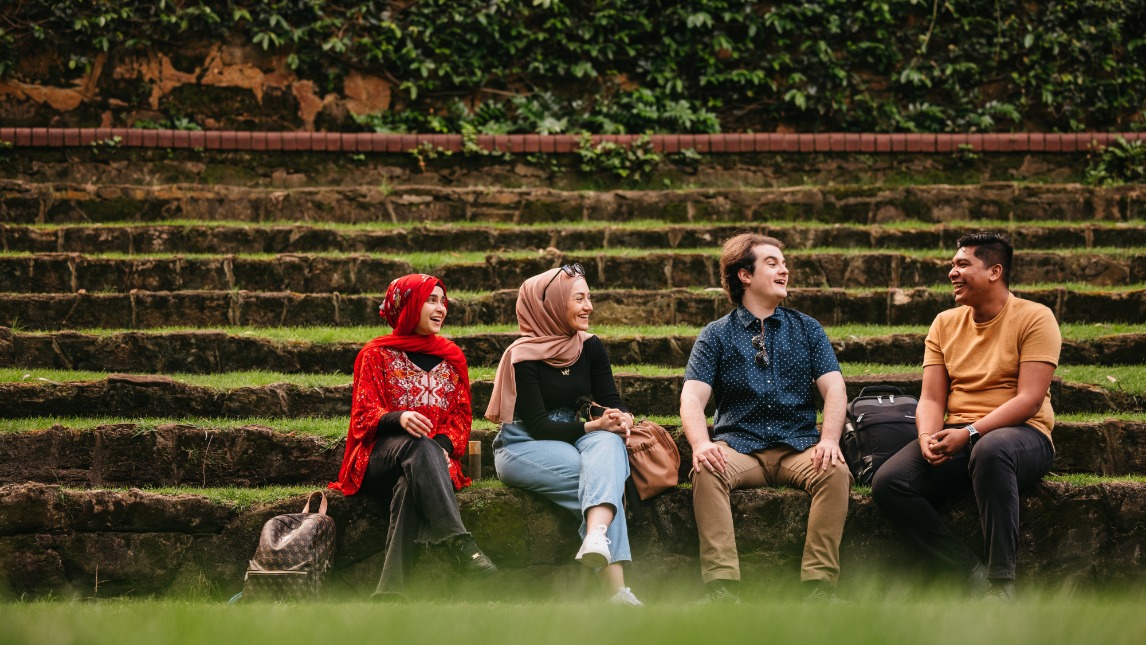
[
  {"xmin": 361, "ymin": 434, "xmax": 468, "ymax": 597},
  {"xmin": 871, "ymin": 424, "xmax": 1054, "ymax": 581}
]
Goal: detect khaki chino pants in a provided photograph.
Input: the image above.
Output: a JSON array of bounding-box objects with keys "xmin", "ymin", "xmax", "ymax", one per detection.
[{"xmin": 692, "ymin": 441, "xmax": 851, "ymax": 585}]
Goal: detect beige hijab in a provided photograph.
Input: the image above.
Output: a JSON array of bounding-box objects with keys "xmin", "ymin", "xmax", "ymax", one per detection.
[{"xmin": 485, "ymin": 267, "xmax": 592, "ymax": 423}]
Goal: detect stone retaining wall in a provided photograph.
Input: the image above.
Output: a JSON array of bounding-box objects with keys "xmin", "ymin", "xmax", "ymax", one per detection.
[
  {"xmin": 2, "ymin": 182, "xmax": 1143, "ymax": 225},
  {"xmin": 2, "ymin": 287, "xmax": 1144, "ymax": 330},
  {"xmin": 6, "ymin": 222, "xmax": 1145, "ymax": 255},
  {"xmin": 2, "ymin": 481, "xmax": 1143, "ymax": 600},
  {"xmin": 0, "ymin": 252, "xmax": 1141, "ymax": 294},
  {"xmin": 0, "ymin": 373, "xmax": 1132, "ymax": 420},
  {"xmin": 2, "ymin": 421, "xmax": 1144, "ymax": 489},
  {"xmin": 3, "ymin": 328, "xmax": 1144, "ymax": 372}
]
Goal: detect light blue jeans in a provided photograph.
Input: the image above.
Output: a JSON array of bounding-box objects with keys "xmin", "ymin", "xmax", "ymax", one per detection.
[{"xmin": 493, "ymin": 408, "xmax": 632, "ymax": 564}]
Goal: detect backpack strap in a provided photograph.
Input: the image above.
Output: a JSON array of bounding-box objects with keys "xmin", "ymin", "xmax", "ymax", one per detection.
[{"xmin": 301, "ymin": 491, "xmax": 328, "ymax": 515}]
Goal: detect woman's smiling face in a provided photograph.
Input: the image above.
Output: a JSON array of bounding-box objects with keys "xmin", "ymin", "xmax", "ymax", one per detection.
[
  {"xmin": 414, "ymin": 286, "xmax": 447, "ymax": 335},
  {"xmin": 565, "ymin": 277, "xmax": 593, "ymax": 332}
]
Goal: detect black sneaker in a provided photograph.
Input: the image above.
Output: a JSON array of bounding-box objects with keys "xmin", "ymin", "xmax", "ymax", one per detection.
[
  {"xmin": 448, "ymin": 534, "xmax": 498, "ymax": 578},
  {"xmin": 802, "ymin": 580, "xmax": 845, "ymax": 604},
  {"xmin": 695, "ymin": 579, "xmax": 740, "ymax": 605},
  {"xmin": 966, "ymin": 561, "xmax": 989, "ymax": 599},
  {"xmin": 984, "ymin": 580, "xmax": 1016, "ymax": 603}
]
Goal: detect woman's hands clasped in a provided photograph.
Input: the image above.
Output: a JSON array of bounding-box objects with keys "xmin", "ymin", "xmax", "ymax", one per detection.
[
  {"xmin": 585, "ymin": 408, "xmax": 633, "ymax": 445},
  {"xmin": 400, "ymin": 411, "xmax": 451, "ymax": 466}
]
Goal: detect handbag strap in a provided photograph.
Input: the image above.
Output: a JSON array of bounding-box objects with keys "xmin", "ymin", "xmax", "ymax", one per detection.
[
  {"xmin": 301, "ymin": 491, "xmax": 328, "ymax": 515},
  {"xmin": 576, "ymin": 396, "xmax": 603, "ymax": 421}
]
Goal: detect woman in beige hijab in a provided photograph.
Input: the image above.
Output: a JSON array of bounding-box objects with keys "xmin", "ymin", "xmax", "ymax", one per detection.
[{"xmin": 487, "ymin": 264, "xmax": 641, "ymax": 605}]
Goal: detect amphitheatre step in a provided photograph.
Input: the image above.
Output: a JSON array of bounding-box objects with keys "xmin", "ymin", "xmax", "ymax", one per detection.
[
  {"xmin": 4, "ymin": 221, "xmax": 1146, "ymax": 255},
  {"xmin": 2, "ymin": 286, "xmax": 1144, "ymax": 330},
  {"xmin": 0, "ymin": 249, "xmax": 1142, "ymax": 293},
  {"xmin": 2, "ymin": 418, "xmax": 1143, "ymax": 489},
  {"xmin": 0, "ymin": 371, "xmax": 1135, "ymax": 420},
  {"xmin": 1, "ymin": 479, "xmax": 1143, "ymax": 599},
  {"xmin": 3, "ymin": 327, "xmax": 1143, "ymax": 372},
  {"xmin": 1, "ymin": 182, "xmax": 1142, "ymax": 225}
]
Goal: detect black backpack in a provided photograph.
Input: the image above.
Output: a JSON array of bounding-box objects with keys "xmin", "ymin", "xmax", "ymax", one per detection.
[
  {"xmin": 242, "ymin": 491, "xmax": 336, "ymax": 601},
  {"xmin": 842, "ymin": 385, "xmax": 919, "ymax": 486}
]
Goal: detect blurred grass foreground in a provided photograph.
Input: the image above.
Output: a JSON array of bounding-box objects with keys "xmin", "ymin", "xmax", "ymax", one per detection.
[{"xmin": 2, "ymin": 595, "xmax": 1146, "ymax": 645}]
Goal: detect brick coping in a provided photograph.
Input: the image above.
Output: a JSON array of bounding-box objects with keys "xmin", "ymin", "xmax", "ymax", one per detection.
[{"xmin": 1, "ymin": 128, "xmax": 1142, "ymax": 154}]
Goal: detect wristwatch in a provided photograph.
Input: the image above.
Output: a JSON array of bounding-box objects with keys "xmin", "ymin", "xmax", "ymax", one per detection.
[{"xmin": 965, "ymin": 425, "xmax": 980, "ymax": 447}]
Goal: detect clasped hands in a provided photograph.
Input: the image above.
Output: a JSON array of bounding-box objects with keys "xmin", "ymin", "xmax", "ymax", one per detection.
[
  {"xmin": 920, "ymin": 427, "xmax": 970, "ymax": 466},
  {"xmin": 586, "ymin": 408, "xmax": 633, "ymax": 445},
  {"xmin": 400, "ymin": 411, "xmax": 451, "ymax": 464}
]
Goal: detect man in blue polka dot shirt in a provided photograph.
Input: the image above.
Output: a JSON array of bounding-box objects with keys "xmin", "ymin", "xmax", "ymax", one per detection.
[{"xmin": 681, "ymin": 233, "xmax": 851, "ymax": 604}]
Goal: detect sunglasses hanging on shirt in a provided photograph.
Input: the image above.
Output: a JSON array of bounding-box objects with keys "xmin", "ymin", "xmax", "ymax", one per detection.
[{"xmin": 751, "ymin": 327, "xmax": 770, "ymax": 369}]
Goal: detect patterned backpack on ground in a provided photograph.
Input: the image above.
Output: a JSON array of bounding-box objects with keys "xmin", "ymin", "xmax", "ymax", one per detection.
[
  {"xmin": 243, "ymin": 491, "xmax": 336, "ymax": 601},
  {"xmin": 842, "ymin": 385, "xmax": 919, "ymax": 486}
]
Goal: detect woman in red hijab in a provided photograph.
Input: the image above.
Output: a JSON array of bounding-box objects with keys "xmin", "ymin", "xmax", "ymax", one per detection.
[{"xmin": 331, "ymin": 273, "xmax": 496, "ymax": 600}]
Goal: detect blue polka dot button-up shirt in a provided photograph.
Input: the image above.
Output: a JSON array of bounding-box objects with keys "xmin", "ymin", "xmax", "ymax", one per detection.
[{"xmin": 684, "ymin": 305, "xmax": 841, "ymax": 454}]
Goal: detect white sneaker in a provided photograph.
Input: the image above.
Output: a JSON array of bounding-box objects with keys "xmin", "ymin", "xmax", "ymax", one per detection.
[
  {"xmin": 609, "ymin": 587, "xmax": 643, "ymax": 606},
  {"xmin": 575, "ymin": 524, "xmax": 611, "ymax": 569}
]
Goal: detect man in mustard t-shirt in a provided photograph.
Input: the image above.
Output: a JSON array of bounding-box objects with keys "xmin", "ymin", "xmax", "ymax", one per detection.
[{"xmin": 872, "ymin": 232, "xmax": 1060, "ymax": 602}]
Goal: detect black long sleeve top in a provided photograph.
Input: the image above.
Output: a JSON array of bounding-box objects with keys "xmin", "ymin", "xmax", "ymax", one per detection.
[{"xmin": 512, "ymin": 335, "xmax": 629, "ymax": 443}]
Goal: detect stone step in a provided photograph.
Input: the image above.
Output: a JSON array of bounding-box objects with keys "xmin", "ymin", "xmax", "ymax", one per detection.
[
  {"xmin": 1, "ymin": 250, "xmax": 1143, "ymax": 294},
  {"xmin": 2, "ymin": 182, "xmax": 1142, "ymax": 225},
  {"xmin": 2, "ymin": 480, "xmax": 1143, "ymax": 599},
  {"xmin": 5, "ymin": 221, "xmax": 1146, "ymax": 255},
  {"xmin": 3, "ymin": 327, "xmax": 1142, "ymax": 372},
  {"xmin": 0, "ymin": 372, "xmax": 1135, "ymax": 420},
  {"xmin": 2, "ymin": 286, "xmax": 1143, "ymax": 330},
  {"xmin": 2, "ymin": 419, "xmax": 1142, "ymax": 489},
  {"xmin": 0, "ymin": 146, "xmax": 1115, "ymax": 190}
]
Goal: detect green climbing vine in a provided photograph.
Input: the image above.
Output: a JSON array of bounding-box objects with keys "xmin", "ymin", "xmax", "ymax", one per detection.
[{"xmin": 1, "ymin": 0, "xmax": 1144, "ymax": 133}]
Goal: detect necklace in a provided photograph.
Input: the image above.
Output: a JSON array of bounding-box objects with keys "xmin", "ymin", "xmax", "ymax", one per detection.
[{"xmin": 561, "ymin": 368, "xmax": 571, "ymax": 376}]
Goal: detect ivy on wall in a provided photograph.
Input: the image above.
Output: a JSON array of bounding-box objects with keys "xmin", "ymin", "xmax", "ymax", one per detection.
[{"xmin": 2, "ymin": 0, "xmax": 1144, "ymax": 133}]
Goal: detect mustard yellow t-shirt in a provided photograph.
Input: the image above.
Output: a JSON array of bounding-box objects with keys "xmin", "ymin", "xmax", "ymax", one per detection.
[{"xmin": 923, "ymin": 294, "xmax": 1061, "ymax": 440}]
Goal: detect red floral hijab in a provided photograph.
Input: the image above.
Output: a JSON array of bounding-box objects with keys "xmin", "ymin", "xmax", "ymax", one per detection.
[{"xmin": 357, "ymin": 274, "xmax": 469, "ymax": 387}]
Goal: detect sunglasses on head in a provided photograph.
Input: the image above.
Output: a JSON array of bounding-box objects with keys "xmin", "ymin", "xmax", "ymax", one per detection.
[
  {"xmin": 751, "ymin": 329, "xmax": 770, "ymax": 369},
  {"xmin": 540, "ymin": 263, "xmax": 586, "ymax": 301}
]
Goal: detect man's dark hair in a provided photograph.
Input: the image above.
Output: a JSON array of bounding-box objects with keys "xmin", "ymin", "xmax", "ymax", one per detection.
[
  {"xmin": 720, "ymin": 233, "xmax": 785, "ymax": 305},
  {"xmin": 957, "ymin": 231, "xmax": 1013, "ymax": 285}
]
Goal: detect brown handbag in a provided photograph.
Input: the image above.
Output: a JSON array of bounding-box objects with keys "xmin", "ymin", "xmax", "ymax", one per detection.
[
  {"xmin": 622, "ymin": 418, "xmax": 681, "ymax": 499},
  {"xmin": 578, "ymin": 398, "xmax": 680, "ymax": 499}
]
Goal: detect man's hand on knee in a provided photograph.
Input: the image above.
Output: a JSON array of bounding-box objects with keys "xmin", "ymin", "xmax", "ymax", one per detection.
[
  {"xmin": 810, "ymin": 438, "xmax": 845, "ymax": 471},
  {"xmin": 693, "ymin": 440, "xmax": 727, "ymax": 474}
]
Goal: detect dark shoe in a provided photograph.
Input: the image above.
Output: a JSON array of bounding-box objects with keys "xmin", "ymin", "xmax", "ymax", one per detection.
[
  {"xmin": 695, "ymin": 579, "xmax": 740, "ymax": 605},
  {"xmin": 448, "ymin": 534, "xmax": 498, "ymax": 578},
  {"xmin": 985, "ymin": 580, "xmax": 1016, "ymax": 603},
  {"xmin": 802, "ymin": 580, "xmax": 845, "ymax": 604},
  {"xmin": 966, "ymin": 561, "xmax": 989, "ymax": 599}
]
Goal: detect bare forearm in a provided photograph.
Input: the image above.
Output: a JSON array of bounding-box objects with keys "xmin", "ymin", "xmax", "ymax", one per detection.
[
  {"xmin": 680, "ymin": 395, "xmax": 711, "ymax": 448},
  {"xmin": 970, "ymin": 394, "xmax": 1045, "ymax": 433},
  {"xmin": 916, "ymin": 399, "xmax": 947, "ymax": 436},
  {"xmin": 820, "ymin": 387, "xmax": 846, "ymax": 443}
]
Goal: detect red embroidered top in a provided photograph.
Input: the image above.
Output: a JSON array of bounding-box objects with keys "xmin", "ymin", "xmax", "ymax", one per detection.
[{"xmin": 330, "ymin": 345, "xmax": 473, "ymax": 495}]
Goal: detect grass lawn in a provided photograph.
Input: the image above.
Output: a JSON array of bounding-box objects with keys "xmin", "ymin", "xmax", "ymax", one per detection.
[{"xmin": 2, "ymin": 598, "xmax": 1145, "ymax": 645}]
